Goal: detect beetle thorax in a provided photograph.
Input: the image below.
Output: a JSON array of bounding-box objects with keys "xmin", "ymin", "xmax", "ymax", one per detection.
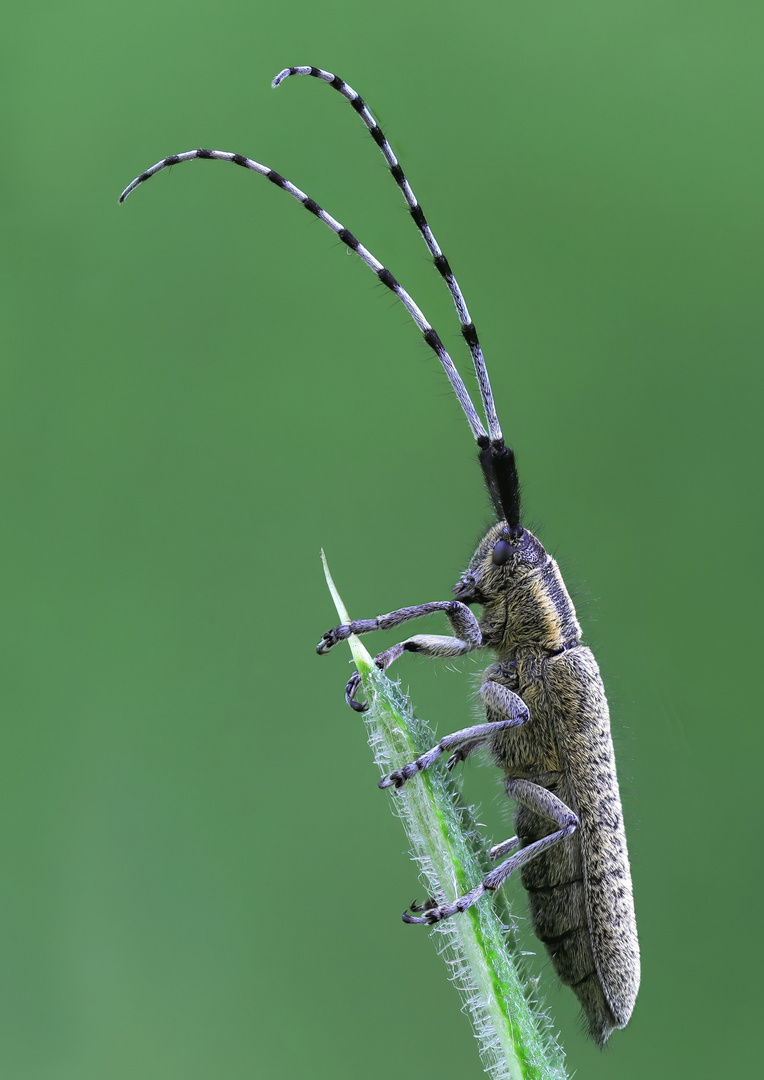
[{"xmin": 460, "ymin": 524, "xmax": 582, "ymax": 653}]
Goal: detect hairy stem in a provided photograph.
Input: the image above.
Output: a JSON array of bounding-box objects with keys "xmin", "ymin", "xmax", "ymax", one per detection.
[{"xmin": 321, "ymin": 553, "xmax": 569, "ymax": 1080}]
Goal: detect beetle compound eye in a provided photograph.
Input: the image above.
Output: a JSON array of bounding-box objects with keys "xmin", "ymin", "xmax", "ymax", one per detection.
[{"xmin": 492, "ymin": 539, "xmax": 513, "ymax": 566}]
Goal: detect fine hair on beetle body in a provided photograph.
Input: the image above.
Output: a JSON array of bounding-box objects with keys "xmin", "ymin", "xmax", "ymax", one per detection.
[{"xmin": 120, "ymin": 64, "xmax": 639, "ymax": 1045}]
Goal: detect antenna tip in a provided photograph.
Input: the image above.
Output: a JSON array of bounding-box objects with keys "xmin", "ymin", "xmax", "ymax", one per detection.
[{"xmin": 271, "ymin": 68, "xmax": 291, "ymax": 89}]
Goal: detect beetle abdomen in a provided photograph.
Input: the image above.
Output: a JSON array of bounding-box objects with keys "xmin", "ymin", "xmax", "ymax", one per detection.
[
  {"xmin": 516, "ymin": 784, "xmax": 620, "ymax": 1043},
  {"xmin": 545, "ymin": 647, "xmax": 640, "ymax": 1041}
]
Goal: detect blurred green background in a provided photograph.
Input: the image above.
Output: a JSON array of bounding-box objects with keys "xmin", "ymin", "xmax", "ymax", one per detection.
[{"xmin": 3, "ymin": 2, "xmax": 762, "ymax": 1077}]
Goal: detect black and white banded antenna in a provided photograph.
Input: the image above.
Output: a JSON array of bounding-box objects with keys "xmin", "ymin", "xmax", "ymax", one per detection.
[
  {"xmin": 119, "ymin": 71, "xmax": 523, "ymax": 535},
  {"xmin": 272, "ymin": 67, "xmax": 522, "ymax": 537},
  {"xmin": 272, "ymin": 67, "xmax": 502, "ymax": 443}
]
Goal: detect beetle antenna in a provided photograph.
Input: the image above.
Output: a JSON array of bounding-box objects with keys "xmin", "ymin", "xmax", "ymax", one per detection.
[
  {"xmin": 478, "ymin": 440, "xmax": 522, "ymax": 535},
  {"xmin": 118, "ymin": 149, "xmax": 487, "ymax": 442},
  {"xmin": 272, "ymin": 67, "xmax": 522, "ymax": 533},
  {"xmin": 272, "ymin": 66, "xmax": 503, "ymax": 444}
]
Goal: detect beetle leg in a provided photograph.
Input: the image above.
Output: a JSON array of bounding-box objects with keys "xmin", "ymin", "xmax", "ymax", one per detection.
[
  {"xmin": 488, "ymin": 835, "xmax": 522, "ymax": 861},
  {"xmin": 378, "ymin": 680, "xmax": 531, "ymax": 784},
  {"xmin": 479, "ymin": 679, "xmax": 527, "ymax": 716},
  {"xmin": 343, "ymin": 630, "xmax": 478, "ymax": 711},
  {"xmin": 317, "ymin": 599, "xmax": 481, "ymax": 653},
  {"xmin": 402, "ymin": 781, "xmax": 579, "ymax": 924},
  {"xmin": 317, "ymin": 600, "xmax": 482, "ymax": 711},
  {"xmin": 379, "ymin": 713, "xmax": 527, "ymax": 790}
]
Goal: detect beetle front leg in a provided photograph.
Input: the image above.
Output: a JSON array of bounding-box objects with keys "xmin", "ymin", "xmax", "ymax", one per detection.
[
  {"xmin": 316, "ymin": 600, "xmax": 482, "ymax": 711},
  {"xmin": 343, "ymin": 630, "xmax": 479, "ymax": 712}
]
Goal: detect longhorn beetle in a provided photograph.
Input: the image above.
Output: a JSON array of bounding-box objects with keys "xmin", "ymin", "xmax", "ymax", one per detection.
[{"xmin": 120, "ymin": 64, "xmax": 640, "ymax": 1044}]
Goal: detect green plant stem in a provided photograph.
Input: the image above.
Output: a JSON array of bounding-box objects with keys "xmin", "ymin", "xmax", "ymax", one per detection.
[{"xmin": 321, "ymin": 553, "xmax": 569, "ymax": 1080}]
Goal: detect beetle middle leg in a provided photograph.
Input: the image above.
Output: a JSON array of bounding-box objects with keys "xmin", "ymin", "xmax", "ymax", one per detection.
[
  {"xmin": 378, "ymin": 680, "xmax": 530, "ymax": 788},
  {"xmin": 402, "ymin": 781, "xmax": 579, "ymax": 924},
  {"xmin": 378, "ymin": 716, "xmax": 525, "ymax": 790}
]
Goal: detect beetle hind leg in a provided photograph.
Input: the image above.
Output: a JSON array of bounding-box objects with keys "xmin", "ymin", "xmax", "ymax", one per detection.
[
  {"xmin": 402, "ymin": 781, "xmax": 579, "ymax": 925},
  {"xmin": 403, "ymin": 881, "xmax": 488, "ymax": 924}
]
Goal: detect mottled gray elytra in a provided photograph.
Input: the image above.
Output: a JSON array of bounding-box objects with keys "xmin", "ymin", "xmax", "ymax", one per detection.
[{"xmin": 120, "ymin": 64, "xmax": 639, "ymax": 1043}]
